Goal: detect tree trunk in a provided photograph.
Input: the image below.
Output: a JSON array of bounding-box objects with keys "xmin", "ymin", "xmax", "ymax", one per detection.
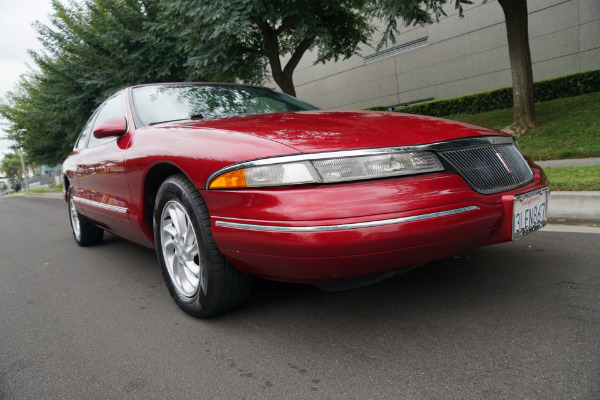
[
  {"xmin": 254, "ymin": 18, "xmax": 315, "ymax": 97},
  {"xmin": 277, "ymin": 76, "xmax": 297, "ymax": 97},
  {"xmin": 498, "ymin": 0, "xmax": 537, "ymax": 136},
  {"xmin": 254, "ymin": 19, "xmax": 297, "ymax": 97},
  {"xmin": 266, "ymin": 36, "xmax": 297, "ymax": 97}
]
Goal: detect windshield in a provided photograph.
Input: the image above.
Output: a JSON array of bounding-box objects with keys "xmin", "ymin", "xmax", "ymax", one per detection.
[{"xmin": 132, "ymin": 84, "xmax": 319, "ymax": 126}]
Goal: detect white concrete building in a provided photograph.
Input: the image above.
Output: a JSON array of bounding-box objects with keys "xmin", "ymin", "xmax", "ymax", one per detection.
[{"xmin": 276, "ymin": 0, "xmax": 600, "ymax": 110}]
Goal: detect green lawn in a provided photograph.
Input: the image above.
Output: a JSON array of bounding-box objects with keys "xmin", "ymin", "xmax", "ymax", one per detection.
[
  {"xmin": 450, "ymin": 92, "xmax": 600, "ymax": 161},
  {"xmin": 28, "ymin": 184, "xmax": 63, "ymax": 193},
  {"xmin": 543, "ymin": 166, "xmax": 600, "ymax": 191}
]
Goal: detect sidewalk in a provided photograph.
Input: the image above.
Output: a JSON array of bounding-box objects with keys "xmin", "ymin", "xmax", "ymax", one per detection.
[
  {"xmin": 536, "ymin": 157, "xmax": 600, "ymax": 168},
  {"xmin": 12, "ymin": 191, "xmax": 63, "ymax": 199}
]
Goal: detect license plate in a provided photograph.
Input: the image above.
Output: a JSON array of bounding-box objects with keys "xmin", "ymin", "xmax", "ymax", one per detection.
[{"xmin": 512, "ymin": 187, "xmax": 549, "ymax": 240}]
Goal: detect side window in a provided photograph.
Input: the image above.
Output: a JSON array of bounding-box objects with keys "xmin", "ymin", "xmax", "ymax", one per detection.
[
  {"xmin": 87, "ymin": 94, "xmax": 126, "ymax": 148},
  {"xmin": 74, "ymin": 113, "xmax": 98, "ymax": 150}
]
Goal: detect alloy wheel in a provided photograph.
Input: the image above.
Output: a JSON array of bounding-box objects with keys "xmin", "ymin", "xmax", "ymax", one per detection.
[{"xmin": 160, "ymin": 200, "xmax": 204, "ymax": 297}]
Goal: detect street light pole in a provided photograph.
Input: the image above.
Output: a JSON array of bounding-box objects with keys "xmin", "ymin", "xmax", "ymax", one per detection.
[
  {"xmin": 15, "ymin": 129, "xmax": 29, "ymax": 192},
  {"xmin": 17, "ymin": 148, "xmax": 29, "ymax": 192}
]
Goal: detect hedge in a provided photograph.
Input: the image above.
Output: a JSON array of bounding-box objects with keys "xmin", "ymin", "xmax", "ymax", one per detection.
[{"xmin": 364, "ymin": 69, "xmax": 600, "ymax": 117}]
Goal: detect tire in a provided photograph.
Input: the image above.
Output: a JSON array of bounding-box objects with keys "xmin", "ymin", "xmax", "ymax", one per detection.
[
  {"xmin": 68, "ymin": 187, "xmax": 104, "ymax": 246},
  {"xmin": 153, "ymin": 174, "xmax": 253, "ymax": 318}
]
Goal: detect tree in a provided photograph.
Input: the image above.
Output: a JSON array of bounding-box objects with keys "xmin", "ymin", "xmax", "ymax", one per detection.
[
  {"xmin": 160, "ymin": 0, "xmax": 374, "ymax": 96},
  {"xmin": 372, "ymin": 0, "xmax": 537, "ymax": 136},
  {"xmin": 0, "ymin": 0, "xmax": 192, "ymax": 165},
  {"xmin": 497, "ymin": 0, "xmax": 536, "ymax": 135},
  {"xmin": 0, "ymin": 153, "xmax": 24, "ymax": 189}
]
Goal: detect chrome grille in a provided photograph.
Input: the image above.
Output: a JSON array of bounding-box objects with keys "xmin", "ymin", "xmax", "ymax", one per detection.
[{"xmin": 441, "ymin": 145, "xmax": 533, "ymax": 194}]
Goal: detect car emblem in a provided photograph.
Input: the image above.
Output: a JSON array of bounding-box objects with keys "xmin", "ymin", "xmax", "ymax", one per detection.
[{"xmin": 495, "ymin": 152, "xmax": 513, "ymax": 174}]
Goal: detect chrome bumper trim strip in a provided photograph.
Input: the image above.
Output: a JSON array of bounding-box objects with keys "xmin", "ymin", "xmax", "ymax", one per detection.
[
  {"xmin": 215, "ymin": 205, "xmax": 479, "ymax": 232},
  {"xmin": 74, "ymin": 196, "xmax": 128, "ymax": 214}
]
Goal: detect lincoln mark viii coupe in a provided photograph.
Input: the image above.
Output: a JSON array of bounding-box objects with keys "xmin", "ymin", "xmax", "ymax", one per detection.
[{"xmin": 63, "ymin": 83, "xmax": 549, "ymax": 317}]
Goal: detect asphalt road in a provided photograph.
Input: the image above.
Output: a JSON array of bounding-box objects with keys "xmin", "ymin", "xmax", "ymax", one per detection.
[{"xmin": 1, "ymin": 195, "xmax": 599, "ymax": 400}]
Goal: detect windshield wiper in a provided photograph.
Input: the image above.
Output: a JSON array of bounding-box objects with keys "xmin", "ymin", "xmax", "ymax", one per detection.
[
  {"xmin": 149, "ymin": 118, "xmax": 188, "ymax": 126},
  {"xmin": 148, "ymin": 114, "xmax": 204, "ymax": 126}
]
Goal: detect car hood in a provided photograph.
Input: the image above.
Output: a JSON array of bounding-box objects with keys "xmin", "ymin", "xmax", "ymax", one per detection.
[{"xmin": 171, "ymin": 110, "xmax": 507, "ymax": 153}]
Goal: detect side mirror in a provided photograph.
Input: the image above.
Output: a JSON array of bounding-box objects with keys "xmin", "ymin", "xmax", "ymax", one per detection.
[{"xmin": 93, "ymin": 116, "xmax": 127, "ymax": 139}]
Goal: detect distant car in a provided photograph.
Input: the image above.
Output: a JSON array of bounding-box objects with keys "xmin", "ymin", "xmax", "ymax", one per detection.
[
  {"xmin": 62, "ymin": 83, "xmax": 549, "ymax": 317},
  {"xmin": 0, "ymin": 182, "xmax": 9, "ymax": 196}
]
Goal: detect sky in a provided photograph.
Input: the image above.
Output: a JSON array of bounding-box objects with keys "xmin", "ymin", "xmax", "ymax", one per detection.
[{"xmin": 0, "ymin": 0, "xmax": 54, "ymax": 158}]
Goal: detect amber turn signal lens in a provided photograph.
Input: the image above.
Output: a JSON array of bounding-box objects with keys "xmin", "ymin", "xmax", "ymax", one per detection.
[
  {"xmin": 208, "ymin": 162, "xmax": 317, "ymax": 189},
  {"xmin": 209, "ymin": 170, "xmax": 247, "ymax": 189}
]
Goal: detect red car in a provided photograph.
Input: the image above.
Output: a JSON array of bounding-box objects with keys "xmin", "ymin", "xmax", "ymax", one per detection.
[{"xmin": 63, "ymin": 83, "xmax": 548, "ymax": 317}]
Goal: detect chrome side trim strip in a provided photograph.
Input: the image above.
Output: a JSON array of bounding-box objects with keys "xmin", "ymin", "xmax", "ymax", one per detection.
[
  {"xmin": 74, "ymin": 196, "xmax": 128, "ymax": 214},
  {"xmin": 206, "ymin": 136, "xmax": 514, "ymax": 189},
  {"xmin": 215, "ymin": 206, "xmax": 479, "ymax": 232}
]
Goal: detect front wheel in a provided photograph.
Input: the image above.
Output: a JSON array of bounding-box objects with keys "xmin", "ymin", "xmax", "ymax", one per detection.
[{"xmin": 154, "ymin": 174, "xmax": 253, "ymax": 318}]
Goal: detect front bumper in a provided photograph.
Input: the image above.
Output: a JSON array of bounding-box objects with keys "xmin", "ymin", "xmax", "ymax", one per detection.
[{"xmin": 203, "ymin": 170, "xmax": 548, "ymax": 283}]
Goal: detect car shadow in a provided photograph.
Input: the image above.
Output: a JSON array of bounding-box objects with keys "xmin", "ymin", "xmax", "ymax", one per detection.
[
  {"xmin": 230, "ymin": 237, "xmax": 562, "ymax": 326},
  {"xmin": 91, "ymin": 231, "xmax": 567, "ymax": 330}
]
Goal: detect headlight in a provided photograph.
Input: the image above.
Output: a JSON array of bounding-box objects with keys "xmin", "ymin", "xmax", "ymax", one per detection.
[
  {"xmin": 209, "ymin": 162, "xmax": 317, "ymax": 189},
  {"xmin": 207, "ymin": 150, "xmax": 443, "ymax": 189},
  {"xmin": 312, "ymin": 152, "xmax": 442, "ymax": 183}
]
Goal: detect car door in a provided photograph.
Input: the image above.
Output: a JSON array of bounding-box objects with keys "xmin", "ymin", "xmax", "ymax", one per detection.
[{"xmin": 75, "ymin": 93, "xmax": 132, "ymax": 233}]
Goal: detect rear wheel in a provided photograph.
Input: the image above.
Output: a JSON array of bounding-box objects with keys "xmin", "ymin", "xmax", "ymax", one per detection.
[
  {"xmin": 154, "ymin": 174, "xmax": 253, "ymax": 318},
  {"xmin": 68, "ymin": 187, "xmax": 104, "ymax": 246}
]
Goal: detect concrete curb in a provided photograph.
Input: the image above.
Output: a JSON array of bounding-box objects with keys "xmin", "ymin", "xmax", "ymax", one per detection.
[
  {"xmin": 548, "ymin": 191, "xmax": 600, "ymax": 221},
  {"xmin": 535, "ymin": 158, "xmax": 600, "ymax": 221},
  {"xmin": 543, "ymin": 224, "xmax": 600, "ymax": 234}
]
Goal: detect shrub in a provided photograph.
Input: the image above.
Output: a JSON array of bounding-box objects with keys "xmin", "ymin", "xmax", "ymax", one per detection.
[
  {"xmin": 363, "ymin": 105, "xmax": 389, "ymax": 111},
  {"xmin": 363, "ymin": 69, "xmax": 600, "ymax": 117}
]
